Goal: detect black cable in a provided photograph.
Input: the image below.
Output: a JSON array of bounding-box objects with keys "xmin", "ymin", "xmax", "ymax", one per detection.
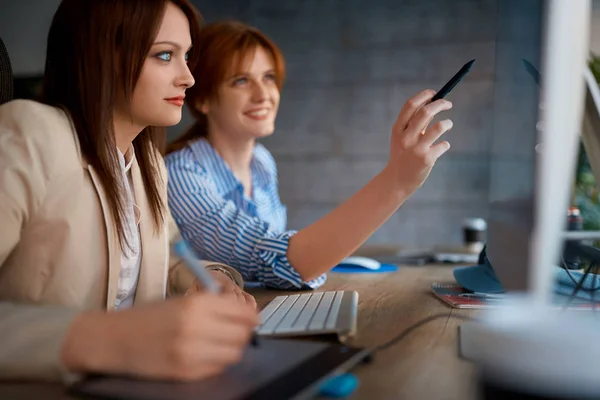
[
  {"xmin": 560, "ymin": 255, "xmax": 600, "ymax": 293},
  {"xmin": 561, "ymin": 256, "xmax": 585, "ymax": 287},
  {"xmin": 562, "ymin": 262, "xmax": 600, "ymax": 310},
  {"xmin": 373, "ymin": 247, "xmax": 600, "ymax": 352},
  {"xmin": 372, "ymin": 313, "xmax": 474, "ymax": 353},
  {"xmin": 559, "ymin": 244, "xmax": 600, "ymax": 311}
]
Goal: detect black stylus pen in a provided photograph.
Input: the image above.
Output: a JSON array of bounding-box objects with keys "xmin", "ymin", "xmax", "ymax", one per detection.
[{"xmin": 430, "ymin": 59, "xmax": 475, "ymax": 102}]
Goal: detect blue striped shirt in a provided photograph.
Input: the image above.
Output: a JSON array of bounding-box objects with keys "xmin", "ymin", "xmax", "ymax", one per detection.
[{"xmin": 165, "ymin": 138, "xmax": 326, "ymax": 289}]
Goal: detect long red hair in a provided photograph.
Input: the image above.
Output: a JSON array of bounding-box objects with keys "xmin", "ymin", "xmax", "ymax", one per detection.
[{"xmin": 167, "ymin": 20, "xmax": 285, "ymax": 154}]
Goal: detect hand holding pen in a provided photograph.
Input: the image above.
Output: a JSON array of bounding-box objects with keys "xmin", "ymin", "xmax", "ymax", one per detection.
[{"xmin": 173, "ymin": 240, "xmax": 260, "ymax": 347}]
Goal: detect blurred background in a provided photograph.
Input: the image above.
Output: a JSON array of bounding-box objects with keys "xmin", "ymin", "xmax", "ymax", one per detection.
[{"xmin": 2, "ymin": 0, "xmax": 600, "ymax": 249}]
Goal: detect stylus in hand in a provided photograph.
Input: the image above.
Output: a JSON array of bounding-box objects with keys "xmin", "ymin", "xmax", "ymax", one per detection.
[
  {"xmin": 173, "ymin": 240, "xmax": 260, "ymax": 347},
  {"xmin": 431, "ymin": 59, "xmax": 475, "ymax": 101}
]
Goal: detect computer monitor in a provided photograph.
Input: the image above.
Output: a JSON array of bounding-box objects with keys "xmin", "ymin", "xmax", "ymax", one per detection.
[
  {"xmin": 458, "ymin": 4, "xmax": 599, "ymax": 397},
  {"xmin": 453, "ymin": 1, "xmax": 600, "ymax": 397},
  {"xmin": 483, "ymin": 0, "xmax": 543, "ymax": 294},
  {"xmin": 482, "ymin": 0, "xmax": 590, "ymax": 304}
]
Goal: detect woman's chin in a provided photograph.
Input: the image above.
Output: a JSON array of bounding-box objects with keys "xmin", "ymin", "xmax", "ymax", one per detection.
[
  {"xmin": 250, "ymin": 126, "xmax": 275, "ymax": 139},
  {"xmin": 151, "ymin": 114, "xmax": 183, "ymax": 128}
]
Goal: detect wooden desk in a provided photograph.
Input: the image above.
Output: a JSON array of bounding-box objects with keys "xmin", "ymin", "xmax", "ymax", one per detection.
[
  {"xmin": 0, "ymin": 266, "xmax": 480, "ymax": 400},
  {"xmin": 252, "ymin": 265, "xmax": 480, "ymax": 400}
]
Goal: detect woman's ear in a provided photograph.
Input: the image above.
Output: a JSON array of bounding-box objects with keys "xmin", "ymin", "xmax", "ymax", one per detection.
[{"xmin": 197, "ymin": 99, "xmax": 209, "ymax": 115}]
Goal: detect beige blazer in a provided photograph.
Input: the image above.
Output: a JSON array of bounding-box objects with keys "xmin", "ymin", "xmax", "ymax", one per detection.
[{"xmin": 0, "ymin": 100, "xmax": 240, "ymax": 382}]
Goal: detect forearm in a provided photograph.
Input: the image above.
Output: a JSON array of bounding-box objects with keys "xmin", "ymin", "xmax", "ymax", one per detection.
[
  {"xmin": 287, "ymin": 167, "xmax": 410, "ymax": 281},
  {"xmin": 0, "ymin": 303, "xmax": 80, "ymax": 382}
]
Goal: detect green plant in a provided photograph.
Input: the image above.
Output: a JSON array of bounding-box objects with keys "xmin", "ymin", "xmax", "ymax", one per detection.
[
  {"xmin": 571, "ymin": 54, "xmax": 600, "ymax": 252},
  {"xmin": 573, "ymin": 140, "xmax": 600, "ymax": 230},
  {"xmin": 589, "ymin": 53, "xmax": 600, "ymax": 84}
]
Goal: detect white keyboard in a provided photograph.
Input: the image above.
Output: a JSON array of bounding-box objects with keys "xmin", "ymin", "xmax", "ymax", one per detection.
[{"xmin": 256, "ymin": 290, "xmax": 358, "ymax": 337}]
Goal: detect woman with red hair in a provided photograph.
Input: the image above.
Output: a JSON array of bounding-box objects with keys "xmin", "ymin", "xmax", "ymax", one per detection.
[{"xmin": 166, "ymin": 20, "xmax": 454, "ymax": 290}]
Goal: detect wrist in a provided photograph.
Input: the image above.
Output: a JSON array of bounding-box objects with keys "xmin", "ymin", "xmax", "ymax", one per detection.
[
  {"xmin": 60, "ymin": 311, "xmax": 122, "ymax": 374},
  {"xmin": 377, "ymin": 165, "xmax": 412, "ymax": 202},
  {"xmin": 206, "ymin": 264, "xmax": 244, "ymax": 288},
  {"xmin": 207, "ymin": 266, "xmax": 235, "ymax": 283}
]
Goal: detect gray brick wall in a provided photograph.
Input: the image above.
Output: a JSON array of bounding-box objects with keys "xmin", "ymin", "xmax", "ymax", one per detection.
[
  {"xmin": 176, "ymin": 0, "xmax": 500, "ymax": 247},
  {"xmin": 0, "ymin": 0, "xmax": 584, "ymax": 247}
]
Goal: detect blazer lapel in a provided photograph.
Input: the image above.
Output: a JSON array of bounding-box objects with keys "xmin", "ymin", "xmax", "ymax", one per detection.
[
  {"xmin": 87, "ymin": 165, "xmax": 121, "ymax": 310},
  {"xmin": 131, "ymin": 158, "xmax": 168, "ymax": 304}
]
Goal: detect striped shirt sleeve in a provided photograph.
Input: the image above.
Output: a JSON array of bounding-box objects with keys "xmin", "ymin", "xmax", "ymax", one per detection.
[{"xmin": 166, "ymin": 149, "xmax": 326, "ymax": 290}]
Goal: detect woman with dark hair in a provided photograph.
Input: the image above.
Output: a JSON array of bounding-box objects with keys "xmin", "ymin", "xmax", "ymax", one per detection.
[
  {"xmin": 0, "ymin": 0, "xmax": 257, "ymax": 382},
  {"xmin": 166, "ymin": 21, "xmax": 454, "ymax": 290}
]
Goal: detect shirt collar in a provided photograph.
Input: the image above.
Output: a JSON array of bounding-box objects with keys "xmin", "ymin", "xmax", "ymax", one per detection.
[
  {"xmin": 117, "ymin": 145, "xmax": 135, "ymax": 174},
  {"xmin": 189, "ymin": 138, "xmax": 271, "ymax": 195}
]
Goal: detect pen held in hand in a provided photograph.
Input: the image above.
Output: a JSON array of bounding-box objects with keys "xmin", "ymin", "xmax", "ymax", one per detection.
[
  {"xmin": 173, "ymin": 240, "xmax": 222, "ymax": 294},
  {"xmin": 430, "ymin": 59, "xmax": 475, "ymax": 102},
  {"xmin": 419, "ymin": 59, "xmax": 474, "ymax": 136},
  {"xmin": 173, "ymin": 240, "xmax": 260, "ymax": 347}
]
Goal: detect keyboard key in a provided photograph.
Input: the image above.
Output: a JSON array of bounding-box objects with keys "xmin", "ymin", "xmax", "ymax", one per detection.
[
  {"xmin": 259, "ymin": 295, "xmax": 286, "ymax": 325},
  {"xmin": 274, "ymin": 293, "xmax": 312, "ymax": 333},
  {"xmin": 308, "ymin": 291, "xmax": 335, "ymax": 331},
  {"xmin": 325, "ymin": 291, "xmax": 344, "ymax": 330},
  {"xmin": 291, "ymin": 292, "xmax": 324, "ymax": 331},
  {"xmin": 257, "ymin": 294, "xmax": 300, "ymax": 335}
]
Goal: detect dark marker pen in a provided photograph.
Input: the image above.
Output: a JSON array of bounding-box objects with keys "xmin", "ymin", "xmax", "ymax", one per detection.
[{"xmin": 431, "ymin": 59, "xmax": 475, "ymax": 102}]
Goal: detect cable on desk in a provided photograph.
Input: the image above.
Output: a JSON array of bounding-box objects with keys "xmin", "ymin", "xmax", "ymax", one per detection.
[
  {"xmin": 560, "ymin": 257, "xmax": 600, "ymax": 292},
  {"xmin": 371, "ymin": 249, "xmax": 600, "ymax": 355},
  {"xmin": 561, "ymin": 257, "xmax": 585, "ymax": 287},
  {"xmin": 372, "ymin": 313, "xmax": 475, "ymax": 353},
  {"xmin": 562, "ymin": 261, "xmax": 600, "ymax": 311},
  {"xmin": 560, "ymin": 243, "xmax": 600, "ymax": 311}
]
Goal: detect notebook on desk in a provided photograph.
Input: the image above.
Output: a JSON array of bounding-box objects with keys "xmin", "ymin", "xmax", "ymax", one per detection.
[
  {"xmin": 70, "ymin": 338, "xmax": 371, "ymax": 400},
  {"xmin": 431, "ymin": 282, "xmax": 506, "ymax": 309}
]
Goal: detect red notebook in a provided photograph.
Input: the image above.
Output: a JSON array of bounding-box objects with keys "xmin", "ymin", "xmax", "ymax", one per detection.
[
  {"xmin": 431, "ymin": 282, "xmax": 599, "ymax": 310},
  {"xmin": 431, "ymin": 283, "xmax": 505, "ymax": 309}
]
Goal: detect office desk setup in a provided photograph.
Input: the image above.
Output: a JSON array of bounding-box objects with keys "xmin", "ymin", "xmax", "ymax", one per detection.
[
  {"xmin": 251, "ymin": 265, "xmax": 478, "ymax": 400},
  {"xmin": 0, "ymin": 264, "xmax": 479, "ymax": 400}
]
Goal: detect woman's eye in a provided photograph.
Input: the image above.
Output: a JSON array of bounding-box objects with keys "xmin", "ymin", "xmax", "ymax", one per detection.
[
  {"xmin": 233, "ymin": 77, "xmax": 248, "ymax": 86},
  {"xmin": 156, "ymin": 51, "xmax": 172, "ymax": 62},
  {"xmin": 265, "ymin": 73, "xmax": 276, "ymax": 81}
]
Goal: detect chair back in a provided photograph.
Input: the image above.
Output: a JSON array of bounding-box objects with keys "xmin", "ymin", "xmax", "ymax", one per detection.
[{"xmin": 0, "ymin": 37, "xmax": 14, "ymax": 105}]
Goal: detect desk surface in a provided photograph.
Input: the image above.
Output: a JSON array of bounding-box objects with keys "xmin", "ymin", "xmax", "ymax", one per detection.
[
  {"xmin": 0, "ymin": 265, "xmax": 479, "ymax": 400},
  {"xmin": 253, "ymin": 266, "xmax": 479, "ymax": 400}
]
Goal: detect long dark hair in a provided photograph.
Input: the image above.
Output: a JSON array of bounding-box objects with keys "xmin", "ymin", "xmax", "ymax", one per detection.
[
  {"xmin": 166, "ymin": 20, "xmax": 285, "ymax": 154},
  {"xmin": 42, "ymin": 0, "xmax": 202, "ymax": 246}
]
